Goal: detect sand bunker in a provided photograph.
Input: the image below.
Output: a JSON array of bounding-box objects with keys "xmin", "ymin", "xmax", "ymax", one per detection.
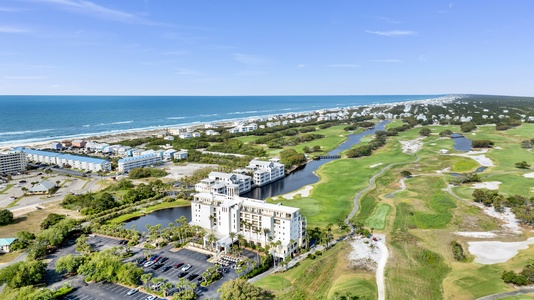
[
  {"xmin": 471, "ymin": 181, "xmax": 502, "ymax": 190},
  {"xmin": 474, "ymin": 204, "xmax": 522, "ymax": 233},
  {"xmin": 523, "ymin": 172, "xmax": 534, "ymax": 178},
  {"xmin": 450, "ymin": 149, "xmax": 495, "ymax": 167},
  {"xmin": 454, "ymin": 232, "xmax": 498, "ymax": 238},
  {"xmin": 370, "ymin": 163, "xmax": 383, "ymax": 168},
  {"xmin": 272, "ymin": 185, "xmax": 313, "ymax": 200},
  {"xmin": 468, "ymin": 237, "xmax": 534, "ymax": 264},
  {"xmin": 400, "ymin": 137, "xmax": 424, "ymax": 154}
]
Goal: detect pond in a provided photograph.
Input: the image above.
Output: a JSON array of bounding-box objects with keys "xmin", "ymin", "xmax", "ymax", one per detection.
[
  {"xmin": 451, "ymin": 133, "xmax": 472, "ymax": 152},
  {"xmin": 122, "ymin": 120, "xmax": 389, "ymax": 229},
  {"xmin": 242, "ymin": 120, "xmax": 389, "ymax": 199},
  {"xmin": 123, "ymin": 206, "xmax": 191, "ymax": 232}
]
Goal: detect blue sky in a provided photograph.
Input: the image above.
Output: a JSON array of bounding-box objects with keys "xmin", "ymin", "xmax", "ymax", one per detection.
[{"xmin": 1, "ymin": 0, "xmax": 533, "ymax": 96}]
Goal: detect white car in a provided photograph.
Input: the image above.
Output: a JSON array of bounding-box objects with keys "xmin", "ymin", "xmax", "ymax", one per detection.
[
  {"xmin": 127, "ymin": 288, "xmax": 139, "ymax": 296},
  {"xmin": 144, "ymin": 261, "xmax": 155, "ymax": 267},
  {"xmin": 181, "ymin": 264, "xmax": 192, "ymax": 271},
  {"xmin": 144, "ymin": 296, "xmax": 157, "ymax": 300}
]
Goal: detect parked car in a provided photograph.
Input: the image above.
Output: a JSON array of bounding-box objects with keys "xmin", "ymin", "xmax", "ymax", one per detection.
[
  {"xmin": 173, "ymin": 263, "xmax": 184, "ymax": 269},
  {"xmin": 178, "ymin": 272, "xmax": 188, "ymax": 278},
  {"xmin": 137, "ymin": 258, "xmax": 147, "ymax": 265},
  {"xmin": 159, "ymin": 257, "xmax": 168, "ymax": 263},
  {"xmin": 151, "ymin": 282, "xmax": 163, "ymax": 290},
  {"xmin": 127, "ymin": 288, "xmax": 139, "ymax": 296},
  {"xmin": 144, "ymin": 296, "xmax": 157, "ymax": 300},
  {"xmin": 144, "ymin": 261, "xmax": 155, "ymax": 268},
  {"xmin": 181, "ymin": 264, "xmax": 192, "ymax": 271},
  {"xmin": 187, "ymin": 273, "xmax": 199, "ymax": 280},
  {"xmin": 162, "ymin": 265, "xmax": 172, "ymax": 272},
  {"xmin": 152, "ymin": 263, "xmax": 163, "ymax": 270}
]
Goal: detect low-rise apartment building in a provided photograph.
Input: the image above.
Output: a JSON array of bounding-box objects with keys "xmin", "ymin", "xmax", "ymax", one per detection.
[
  {"xmin": 22, "ymin": 149, "xmax": 111, "ymax": 172},
  {"xmin": 195, "ymin": 171, "xmax": 252, "ymax": 196},
  {"xmin": 117, "ymin": 153, "xmax": 162, "ymax": 173}
]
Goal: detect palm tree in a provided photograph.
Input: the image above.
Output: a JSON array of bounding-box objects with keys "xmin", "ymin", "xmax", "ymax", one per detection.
[
  {"xmin": 229, "ymin": 231, "xmax": 236, "ymax": 254},
  {"xmin": 161, "ymin": 282, "xmax": 173, "ymax": 297},
  {"xmin": 262, "ymin": 228, "xmax": 271, "ymax": 248},
  {"xmin": 140, "ymin": 273, "xmax": 152, "ymax": 289},
  {"xmin": 209, "ymin": 214, "xmax": 216, "ymax": 233},
  {"xmin": 254, "ymin": 227, "xmax": 261, "ymax": 247},
  {"xmin": 207, "ymin": 233, "xmax": 217, "ymax": 252}
]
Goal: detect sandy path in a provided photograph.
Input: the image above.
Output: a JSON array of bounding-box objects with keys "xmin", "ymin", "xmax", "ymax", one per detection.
[{"xmin": 375, "ymin": 234, "xmax": 388, "ymax": 300}]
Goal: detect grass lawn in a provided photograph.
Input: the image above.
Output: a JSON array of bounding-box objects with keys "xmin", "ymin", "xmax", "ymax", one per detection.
[
  {"xmin": 0, "ymin": 251, "xmax": 22, "ymax": 264},
  {"xmin": 254, "ymin": 242, "xmax": 377, "ymax": 300},
  {"xmin": 269, "ymin": 142, "xmax": 413, "ymax": 228},
  {"xmin": 107, "ymin": 199, "xmax": 191, "ymax": 224},
  {"xmin": 365, "ymin": 203, "xmax": 391, "ymax": 230},
  {"xmin": 0, "ymin": 184, "xmax": 14, "ymax": 194}
]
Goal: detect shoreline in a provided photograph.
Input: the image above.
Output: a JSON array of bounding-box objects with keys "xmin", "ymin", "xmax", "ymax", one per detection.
[{"xmin": 0, "ymin": 95, "xmax": 459, "ymax": 152}]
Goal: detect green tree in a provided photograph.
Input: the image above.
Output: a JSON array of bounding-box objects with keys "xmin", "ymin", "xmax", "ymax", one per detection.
[
  {"xmin": 0, "ymin": 260, "xmax": 46, "ymax": 288},
  {"xmin": 40, "ymin": 213, "xmax": 66, "ymax": 230},
  {"xmin": 0, "ymin": 209, "xmax": 14, "ymax": 226},
  {"xmin": 400, "ymin": 170, "xmax": 412, "ymax": 178},
  {"xmin": 55, "ymin": 254, "xmax": 85, "ymax": 274},
  {"xmin": 218, "ymin": 278, "xmax": 274, "ymax": 300},
  {"xmin": 419, "ymin": 128, "xmax": 431, "ymax": 136},
  {"xmin": 116, "ymin": 263, "xmax": 143, "ymax": 286},
  {"xmin": 439, "ymin": 129, "xmax": 453, "ymax": 137},
  {"xmin": 515, "ymin": 161, "xmax": 531, "ymax": 169}
]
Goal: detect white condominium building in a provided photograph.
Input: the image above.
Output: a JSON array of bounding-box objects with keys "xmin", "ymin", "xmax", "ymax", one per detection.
[
  {"xmin": 196, "ymin": 171, "xmax": 252, "ymax": 195},
  {"xmin": 246, "ymin": 159, "xmax": 285, "ymax": 186},
  {"xmin": 0, "ymin": 152, "xmax": 26, "ymax": 174},
  {"xmin": 191, "ymin": 192, "xmax": 306, "ymax": 258},
  {"xmin": 22, "ymin": 149, "xmax": 111, "ymax": 172},
  {"xmin": 118, "ymin": 153, "xmax": 162, "ymax": 172}
]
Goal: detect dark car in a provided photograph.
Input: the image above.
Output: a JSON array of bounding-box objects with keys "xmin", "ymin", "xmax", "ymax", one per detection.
[
  {"xmin": 178, "ymin": 272, "xmax": 188, "ymax": 278},
  {"xmin": 162, "ymin": 265, "xmax": 172, "ymax": 272},
  {"xmin": 137, "ymin": 258, "xmax": 147, "ymax": 265},
  {"xmin": 187, "ymin": 274, "xmax": 199, "ymax": 280},
  {"xmin": 152, "ymin": 263, "xmax": 163, "ymax": 270},
  {"xmin": 159, "ymin": 257, "xmax": 168, "ymax": 263},
  {"xmin": 174, "ymin": 263, "xmax": 184, "ymax": 269}
]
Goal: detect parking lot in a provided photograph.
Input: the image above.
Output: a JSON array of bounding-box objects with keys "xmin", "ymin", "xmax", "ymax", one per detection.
[
  {"xmin": 44, "ymin": 232, "xmax": 255, "ymax": 299},
  {"xmin": 64, "ymin": 282, "xmax": 152, "ymax": 300}
]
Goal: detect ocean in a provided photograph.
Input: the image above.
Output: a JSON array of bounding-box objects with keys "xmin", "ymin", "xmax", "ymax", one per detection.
[{"xmin": 0, "ymin": 95, "xmax": 446, "ymax": 146}]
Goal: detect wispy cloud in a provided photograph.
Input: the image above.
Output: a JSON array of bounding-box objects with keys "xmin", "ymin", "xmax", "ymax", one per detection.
[
  {"xmin": 3, "ymin": 76, "xmax": 48, "ymax": 80},
  {"xmin": 232, "ymin": 53, "xmax": 271, "ymax": 65},
  {"xmin": 0, "ymin": 26, "xmax": 30, "ymax": 34},
  {"xmin": 373, "ymin": 59, "xmax": 402, "ymax": 63},
  {"xmin": 365, "ymin": 30, "xmax": 417, "ymax": 37},
  {"xmin": 327, "ymin": 64, "xmax": 360, "ymax": 68},
  {"xmin": 34, "ymin": 0, "xmax": 160, "ymax": 25}
]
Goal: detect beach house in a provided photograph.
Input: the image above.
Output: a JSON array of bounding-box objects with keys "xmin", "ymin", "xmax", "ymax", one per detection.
[
  {"xmin": 0, "ymin": 238, "xmax": 17, "ymax": 253},
  {"xmin": 117, "ymin": 153, "xmax": 162, "ymax": 173},
  {"xmin": 27, "ymin": 180, "xmax": 56, "ymax": 194}
]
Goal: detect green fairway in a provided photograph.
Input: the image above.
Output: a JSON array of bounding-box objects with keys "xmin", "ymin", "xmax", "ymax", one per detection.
[
  {"xmin": 269, "ymin": 142, "xmax": 413, "ymax": 228},
  {"xmin": 107, "ymin": 199, "xmax": 191, "ymax": 224},
  {"xmin": 365, "ymin": 203, "xmax": 391, "ymax": 230}
]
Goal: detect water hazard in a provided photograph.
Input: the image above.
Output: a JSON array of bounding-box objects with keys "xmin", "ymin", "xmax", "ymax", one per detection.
[
  {"xmin": 123, "ymin": 121, "xmax": 389, "ymax": 229},
  {"xmin": 243, "ymin": 120, "xmax": 389, "ymax": 199},
  {"xmin": 123, "ymin": 206, "xmax": 191, "ymax": 232},
  {"xmin": 451, "ymin": 133, "xmax": 472, "ymax": 151}
]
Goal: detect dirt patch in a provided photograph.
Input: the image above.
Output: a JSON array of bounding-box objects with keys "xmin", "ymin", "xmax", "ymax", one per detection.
[
  {"xmin": 164, "ymin": 163, "xmax": 218, "ymax": 181},
  {"xmin": 399, "ymin": 137, "xmax": 424, "ymax": 154},
  {"xmin": 523, "ymin": 172, "xmax": 534, "ymax": 178}
]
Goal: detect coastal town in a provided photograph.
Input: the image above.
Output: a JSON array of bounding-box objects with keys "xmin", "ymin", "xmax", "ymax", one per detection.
[{"xmin": 1, "ymin": 95, "xmax": 534, "ymax": 299}]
